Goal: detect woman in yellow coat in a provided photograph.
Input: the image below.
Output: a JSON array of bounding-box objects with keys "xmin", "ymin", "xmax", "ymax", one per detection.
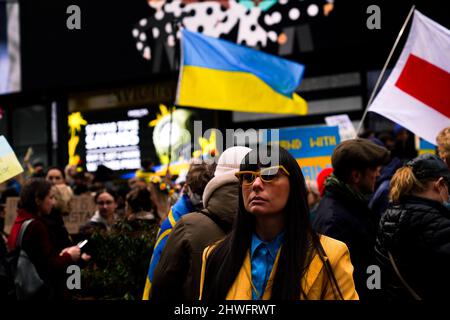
[{"xmin": 200, "ymin": 146, "xmax": 359, "ymax": 300}]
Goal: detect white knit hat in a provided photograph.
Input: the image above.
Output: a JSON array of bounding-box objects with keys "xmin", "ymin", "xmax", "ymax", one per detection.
[
  {"xmin": 214, "ymin": 146, "xmax": 252, "ymax": 177},
  {"xmin": 202, "ymin": 146, "xmax": 252, "ymax": 207}
]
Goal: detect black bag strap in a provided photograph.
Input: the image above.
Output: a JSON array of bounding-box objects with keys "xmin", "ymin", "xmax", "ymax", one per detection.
[
  {"xmin": 16, "ymin": 219, "xmax": 34, "ymax": 249},
  {"xmin": 315, "ymin": 239, "xmax": 345, "ymax": 300},
  {"xmin": 387, "ymin": 251, "xmax": 422, "ymax": 300}
]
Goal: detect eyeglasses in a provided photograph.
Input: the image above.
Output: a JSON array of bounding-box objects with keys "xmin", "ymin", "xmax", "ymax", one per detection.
[
  {"xmin": 97, "ymin": 200, "xmax": 114, "ymax": 206},
  {"xmin": 235, "ymin": 165, "xmax": 290, "ymax": 186}
]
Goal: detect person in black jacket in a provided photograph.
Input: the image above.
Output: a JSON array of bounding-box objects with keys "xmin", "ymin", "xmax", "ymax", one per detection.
[
  {"xmin": 375, "ymin": 153, "xmax": 450, "ymax": 300},
  {"xmin": 312, "ymin": 138, "xmax": 390, "ymax": 300}
]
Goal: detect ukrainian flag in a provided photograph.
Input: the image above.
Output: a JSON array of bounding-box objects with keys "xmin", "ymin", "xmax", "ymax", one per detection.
[
  {"xmin": 176, "ymin": 30, "xmax": 308, "ymax": 115},
  {"xmin": 142, "ymin": 194, "xmax": 194, "ymax": 300}
]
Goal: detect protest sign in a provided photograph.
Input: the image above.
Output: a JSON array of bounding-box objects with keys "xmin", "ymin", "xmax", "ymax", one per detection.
[
  {"xmin": 264, "ymin": 125, "xmax": 340, "ymax": 182},
  {"xmin": 64, "ymin": 195, "xmax": 96, "ymax": 234},
  {"xmin": 3, "ymin": 195, "xmax": 96, "ymax": 235},
  {"xmin": 0, "ymin": 136, "xmax": 24, "ymax": 184},
  {"xmin": 325, "ymin": 114, "xmax": 357, "ymax": 141}
]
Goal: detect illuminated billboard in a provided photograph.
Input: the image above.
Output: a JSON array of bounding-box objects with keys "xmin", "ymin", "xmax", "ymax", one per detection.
[
  {"xmin": 85, "ymin": 119, "xmax": 141, "ymax": 172},
  {"xmin": 70, "ymin": 105, "xmax": 214, "ymax": 174}
]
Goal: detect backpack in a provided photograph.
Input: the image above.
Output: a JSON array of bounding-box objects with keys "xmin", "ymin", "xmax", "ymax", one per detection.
[{"xmin": 2, "ymin": 219, "xmax": 48, "ymax": 300}]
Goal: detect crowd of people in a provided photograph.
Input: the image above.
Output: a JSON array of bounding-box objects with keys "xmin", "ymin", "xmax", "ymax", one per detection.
[{"xmin": 0, "ymin": 125, "xmax": 449, "ymax": 301}]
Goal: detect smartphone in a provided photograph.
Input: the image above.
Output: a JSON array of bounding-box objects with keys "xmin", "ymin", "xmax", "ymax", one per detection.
[{"xmin": 77, "ymin": 239, "xmax": 88, "ymax": 251}]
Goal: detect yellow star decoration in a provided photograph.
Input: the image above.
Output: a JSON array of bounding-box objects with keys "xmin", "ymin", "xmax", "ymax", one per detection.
[
  {"xmin": 67, "ymin": 112, "xmax": 87, "ymax": 167},
  {"xmin": 193, "ymin": 129, "xmax": 217, "ymax": 158},
  {"xmin": 149, "ymin": 104, "xmax": 175, "ymax": 127},
  {"xmin": 68, "ymin": 112, "xmax": 87, "ymax": 134}
]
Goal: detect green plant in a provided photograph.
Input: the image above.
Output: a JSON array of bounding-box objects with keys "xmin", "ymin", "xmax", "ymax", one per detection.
[{"xmin": 79, "ymin": 219, "xmax": 158, "ymax": 300}]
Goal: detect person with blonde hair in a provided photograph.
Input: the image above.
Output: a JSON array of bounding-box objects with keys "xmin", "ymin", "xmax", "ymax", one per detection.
[
  {"xmin": 375, "ymin": 153, "xmax": 450, "ymax": 300},
  {"xmin": 436, "ymin": 126, "xmax": 450, "ymax": 169},
  {"xmin": 436, "ymin": 127, "xmax": 450, "ymax": 210},
  {"xmin": 44, "ymin": 167, "xmax": 74, "ymax": 253}
]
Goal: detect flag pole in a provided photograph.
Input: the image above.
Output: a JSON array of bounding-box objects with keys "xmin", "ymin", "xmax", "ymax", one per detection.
[
  {"xmin": 166, "ymin": 19, "xmax": 182, "ymax": 177},
  {"xmin": 355, "ymin": 5, "xmax": 416, "ymax": 137}
]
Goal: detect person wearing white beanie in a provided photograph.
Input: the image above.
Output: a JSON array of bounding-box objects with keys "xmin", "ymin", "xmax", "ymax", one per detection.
[
  {"xmin": 202, "ymin": 146, "xmax": 253, "ymax": 210},
  {"xmin": 213, "ymin": 146, "xmax": 254, "ymax": 177},
  {"xmin": 150, "ymin": 146, "xmax": 251, "ymax": 301}
]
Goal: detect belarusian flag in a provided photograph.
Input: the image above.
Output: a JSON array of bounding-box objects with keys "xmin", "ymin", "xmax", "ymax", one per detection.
[{"xmin": 368, "ymin": 10, "xmax": 450, "ymax": 144}]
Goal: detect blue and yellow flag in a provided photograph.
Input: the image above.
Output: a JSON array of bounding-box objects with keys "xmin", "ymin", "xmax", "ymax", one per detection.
[
  {"xmin": 176, "ymin": 29, "xmax": 308, "ymax": 115},
  {"xmin": 142, "ymin": 194, "xmax": 195, "ymax": 300}
]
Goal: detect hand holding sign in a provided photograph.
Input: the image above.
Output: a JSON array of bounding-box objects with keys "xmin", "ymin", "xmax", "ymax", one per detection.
[{"xmin": 23, "ymin": 147, "xmax": 33, "ymax": 163}]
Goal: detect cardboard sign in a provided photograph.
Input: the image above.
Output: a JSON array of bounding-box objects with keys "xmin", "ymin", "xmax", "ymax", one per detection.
[
  {"xmin": 0, "ymin": 136, "xmax": 24, "ymax": 184},
  {"xmin": 64, "ymin": 195, "xmax": 96, "ymax": 234},
  {"xmin": 325, "ymin": 114, "xmax": 357, "ymax": 141},
  {"xmin": 3, "ymin": 195, "xmax": 96, "ymax": 235}
]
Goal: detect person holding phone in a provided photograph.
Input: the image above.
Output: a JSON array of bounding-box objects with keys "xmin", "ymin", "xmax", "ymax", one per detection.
[{"xmin": 7, "ymin": 179, "xmax": 90, "ymax": 300}]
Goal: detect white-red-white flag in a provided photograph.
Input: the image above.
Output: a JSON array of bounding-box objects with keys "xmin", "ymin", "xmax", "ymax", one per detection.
[{"xmin": 368, "ymin": 10, "xmax": 450, "ymax": 145}]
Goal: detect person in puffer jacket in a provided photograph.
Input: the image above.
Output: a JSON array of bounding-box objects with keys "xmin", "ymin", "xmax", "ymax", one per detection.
[{"xmin": 375, "ymin": 154, "xmax": 450, "ymax": 300}]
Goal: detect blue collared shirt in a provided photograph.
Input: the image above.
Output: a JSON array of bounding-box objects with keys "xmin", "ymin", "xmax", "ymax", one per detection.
[{"xmin": 250, "ymin": 232, "xmax": 284, "ymax": 300}]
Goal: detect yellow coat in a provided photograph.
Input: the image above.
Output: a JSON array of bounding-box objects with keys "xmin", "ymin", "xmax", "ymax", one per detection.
[{"xmin": 199, "ymin": 235, "xmax": 359, "ymax": 300}]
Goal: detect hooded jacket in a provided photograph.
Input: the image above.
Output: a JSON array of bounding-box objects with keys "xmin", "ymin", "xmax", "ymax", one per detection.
[{"xmin": 150, "ymin": 174, "xmax": 239, "ymax": 300}]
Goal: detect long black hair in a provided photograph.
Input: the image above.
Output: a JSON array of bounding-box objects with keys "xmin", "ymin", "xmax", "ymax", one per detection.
[{"xmin": 201, "ymin": 145, "xmax": 343, "ymax": 300}]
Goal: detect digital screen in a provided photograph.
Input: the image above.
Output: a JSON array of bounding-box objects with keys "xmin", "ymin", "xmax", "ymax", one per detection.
[
  {"xmin": 71, "ymin": 105, "xmax": 215, "ymax": 174},
  {"xmin": 84, "ymin": 119, "xmax": 141, "ymax": 172}
]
